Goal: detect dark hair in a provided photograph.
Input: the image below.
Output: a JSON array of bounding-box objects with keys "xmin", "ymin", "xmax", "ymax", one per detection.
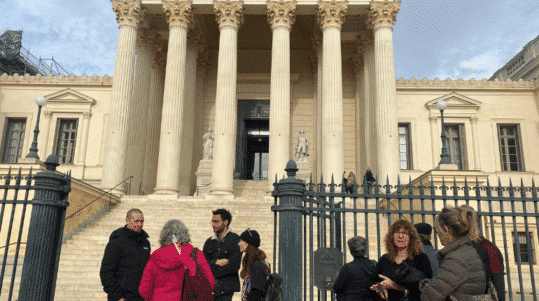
[
  {"xmin": 213, "ymin": 208, "xmax": 232, "ymax": 224},
  {"xmin": 240, "ymin": 244, "xmax": 267, "ymax": 278},
  {"xmin": 348, "ymin": 236, "xmax": 368, "ymax": 258},
  {"xmin": 435, "ymin": 205, "xmax": 478, "ymax": 240},
  {"xmin": 384, "ymin": 219, "xmax": 424, "ymax": 262},
  {"xmin": 126, "ymin": 208, "xmax": 142, "ymax": 219}
]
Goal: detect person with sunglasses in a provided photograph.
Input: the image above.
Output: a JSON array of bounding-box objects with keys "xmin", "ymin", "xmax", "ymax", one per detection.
[{"xmin": 238, "ymin": 229, "xmax": 270, "ymax": 301}]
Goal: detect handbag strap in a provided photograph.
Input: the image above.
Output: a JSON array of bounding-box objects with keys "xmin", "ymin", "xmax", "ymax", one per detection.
[{"xmin": 471, "ymin": 241, "xmax": 493, "ymax": 294}]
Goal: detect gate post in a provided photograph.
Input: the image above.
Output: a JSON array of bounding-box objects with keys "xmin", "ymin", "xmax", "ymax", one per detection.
[
  {"xmin": 19, "ymin": 155, "xmax": 71, "ymax": 301},
  {"xmin": 273, "ymin": 160, "xmax": 305, "ymax": 300}
]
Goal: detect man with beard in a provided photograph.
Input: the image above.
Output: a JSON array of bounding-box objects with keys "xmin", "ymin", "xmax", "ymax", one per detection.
[
  {"xmin": 100, "ymin": 209, "xmax": 151, "ymax": 301},
  {"xmin": 203, "ymin": 208, "xmax": 242, "ymax": 301}
]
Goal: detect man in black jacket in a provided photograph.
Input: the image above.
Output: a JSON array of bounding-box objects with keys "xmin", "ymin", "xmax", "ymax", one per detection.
[
  {"xmin": 203, "ymin": 208, "xmax": 242, "ymax": 301},
  {"xmin": 100, "ymin": 209, "xmax": 151, "ymax": 301}
]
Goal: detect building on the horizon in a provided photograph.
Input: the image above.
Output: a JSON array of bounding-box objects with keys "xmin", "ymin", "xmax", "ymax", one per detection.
[
  {"xmin": 490, "ymin": 34, "xmax": 539, "ymax": 81},
  {"xmin": 0, "ymin": 0, "xmax": 538, "ymax": 271}
]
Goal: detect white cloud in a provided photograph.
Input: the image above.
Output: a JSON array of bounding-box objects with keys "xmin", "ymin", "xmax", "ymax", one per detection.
[{"xmin": 459, "ymin": 50, "xmax": 502, "ymax": 71}]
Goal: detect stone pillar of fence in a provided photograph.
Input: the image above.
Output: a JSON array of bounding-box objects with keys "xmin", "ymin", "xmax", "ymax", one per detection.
[
  {"xmin": 273, "ymin": 160, "xmax": 305, "ymax": 300},
  {"xmin": 18, "ymin": 154, "xmax": 71, "ymax": 301}
]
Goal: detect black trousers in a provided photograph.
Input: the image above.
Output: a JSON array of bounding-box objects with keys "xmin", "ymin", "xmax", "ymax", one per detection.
[{"xmin": 215, "ymin": 293, "xmax": 234, "ymax": 301}]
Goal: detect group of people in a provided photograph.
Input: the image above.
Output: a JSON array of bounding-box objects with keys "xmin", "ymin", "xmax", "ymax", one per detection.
[
  {"xmin": 99, "ymin": 208, "xmax": 269, "ymax": 301},
  {"xmin": 333, "ymin": 205, "xmax": 505, "ymax": 301}
]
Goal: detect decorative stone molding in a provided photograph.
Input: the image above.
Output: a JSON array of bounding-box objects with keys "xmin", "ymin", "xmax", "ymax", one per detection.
[
  {"xmin": 0, "ymin": 73, "xmax": 113, "ymax": 85},
  {"xmin": 162, "ymin": 0, "xmax": 195, "ymax": 28},
  {"xmin": 396, "ymin": 77, "xmax": 535, "ymax": 90},
  {"xmin": 83, "ymin": 112, "xmax": 92, "ymax": 119},
  {"xmin": 214, "ymin": 0, "xmax": 244, "ymax": 29},
  {"xmin": 266, "ymin": 0, "xmax": 296, "ymax": 29},
  {"xmin": 470, "ymin": 116, "xmax": 478, "ymax": 124},
  {"xmin": 428, "ymin": 116, "xmax": 438, "ymax": 123},
  {"xmin": 111, "ymin": 0, "xmax": 144, "ymax": 27},
  {"xmin": 356, "ymin": 29, "xmax": 373, "ymax": 54},
  {"xmin": 368, "ymin": 0, "xmax": 400, "ymax": 30},
  {"xmin": 43, "ymin": 111, "xmax": 53, "ymax": 118},
  {"xmin": 317, "ymin": 0, "xmax": 348, "ymax": 30}
]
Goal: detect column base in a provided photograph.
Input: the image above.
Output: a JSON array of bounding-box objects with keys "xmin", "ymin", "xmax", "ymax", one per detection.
[
  {"xmin": 205, "ymin": 192, "xmax": 235, "ymax": 201},
  {"xmin": 152, "ymin": 188, "xmax": 180, "ymax": 195},
  {"xmin": 148, "ymin": 194, "xmax": 178, "ymax": 200},
  {"xmin": 195, "ymin": 159, "xmax": 213, "ymax": 197},
  {"xmin": 434, "ymin": 163, "xmax": 459, "ymax": 171},
  {"xmin": 296, "ymin": 161, "xmax": 311, "ymax": 184}
]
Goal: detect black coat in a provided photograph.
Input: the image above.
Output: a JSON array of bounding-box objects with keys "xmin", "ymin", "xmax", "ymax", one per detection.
[
  {"xmin": 100, "ymin": 227, "xmax": 151, "ymax": 301},
  {"xmin": 333, "ymin": 257, "xmax": 378, "ymax": 301},
  {"xmin": 376, "ymin": 253, "xmax": 432, "ymax": 301},
  {"xmin": 203, "ymin": 231, "xmax": 242, "ymax": 296}
]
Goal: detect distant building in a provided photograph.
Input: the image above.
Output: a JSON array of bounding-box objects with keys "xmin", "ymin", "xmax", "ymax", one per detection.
[{"xmin": 490, "ymin": 35, "xmax": 539, "ymax": 81}]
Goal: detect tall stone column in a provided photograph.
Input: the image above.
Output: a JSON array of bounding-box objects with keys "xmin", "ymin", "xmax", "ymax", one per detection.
[
  {"xmin": 317, "ymin": 0, "xmax": 347, "ymax": 182},
  {"xmin": 102, "ymin": 0, "xmax": 143, "ymax": 194},
  {"xmin": 210, "ymin": 0, "xmax": 243, "ymax": 198},
  {"xmin": 357, "ymin": 30, "xmax": 375, "ymax": 176},
  {"xmin": 267, "ymin": 0, "xmax": 296, "ymax": 185},
  {"xmin": 352, "ymin": 54, "xmax": 365, "ymax": 176},
  {"xmin": 429, "ymin": 116, "xmax": 439, "ymax": 167},
  {"xmin": 311, "ymin": 32, "xmax": 323, "ymax": 181},
  {"xmin": 154, "ymin": 0, "xmax": 194, "ymax": 195},
  {"xmin": 125, "ymin": 28, "xmax": 153, "ymax": 194},
  {"xmin": 78, "ymin": 112, "xmax": 92, "ymax": 165},
  {"xmin": 142, "ymin": 36, "xmax": 166, "ymax": 194},
  {"xmin": 369, "ymin": 0, "xmax": 400, "ymax": 184},
  {"xmin": 471, "ymin": 117, "xmax": 481, "ymax": 170},
  {"xmin": 179, "ymin": 27, "xmax": 205, "ymax": 196}
]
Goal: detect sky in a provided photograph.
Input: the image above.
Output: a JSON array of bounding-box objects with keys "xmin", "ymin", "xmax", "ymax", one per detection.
[{"xmin": 1, "ymin": 0, "xmax": 538, "ymax": 80}]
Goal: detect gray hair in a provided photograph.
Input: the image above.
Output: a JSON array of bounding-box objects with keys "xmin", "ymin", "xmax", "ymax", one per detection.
[
  {"xmin": 159, "ymin": 219, "xmax": 190, "ymax": 248},
  {"xmin": 348, "ymin": 236, "xmax": 368, "ymax": 258}
]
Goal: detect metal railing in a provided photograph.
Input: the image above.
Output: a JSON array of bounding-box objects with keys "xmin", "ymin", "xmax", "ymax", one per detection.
[{"xmin": 272, "ymin": 161, "xmax": 539, "ymax": 301}]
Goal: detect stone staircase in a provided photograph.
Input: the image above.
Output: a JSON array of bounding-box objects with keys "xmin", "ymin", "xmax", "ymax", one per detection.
[{"xmin": 52, "ymin": 194, "xmax": 275, "ymax": 301}]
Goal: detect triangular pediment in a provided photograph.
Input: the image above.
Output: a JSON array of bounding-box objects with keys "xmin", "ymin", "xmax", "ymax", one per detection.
[
  {"xmin": 43, "ymin": 88, "xmax": 96, "ymax": 105},
  {"xmin": 425, "ymin": 92, "xmax": 481, "ymax": 110}
]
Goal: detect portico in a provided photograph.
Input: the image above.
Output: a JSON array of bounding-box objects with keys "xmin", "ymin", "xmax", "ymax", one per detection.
[{"xmin": 101, "ymin": 0, "xmax": 402, "ymax": 197}]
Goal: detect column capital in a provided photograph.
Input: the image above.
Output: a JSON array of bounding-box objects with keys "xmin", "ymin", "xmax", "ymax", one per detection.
[
  {"xmin": 356, "ymin": 29, "xmax": 373, "ymax": 54},
  {"xmin": 214, "ymin": 0, "xmax": 244, "ymax": 29},
  {"xmin": 111, "ymin": 0, "xmax": 144, "ymax": 28},
  {"xmin": 162, "ymin": 0, "xmax": 195, "ymax": 28},
  {"xmin": 317, "ymin": 0, "xmax": 348, "ymax": 30},
  {"xmin": 368, "ymin": 0, "xmax": 401, "ymax": 30},
  {"xmin": 267, "ymin": 0, "xmax": 296, "ymax": 29}
]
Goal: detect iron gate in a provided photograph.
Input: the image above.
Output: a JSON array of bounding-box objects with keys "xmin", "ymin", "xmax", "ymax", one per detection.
[
  {"xmin": 272, "ymin": 161, "xmax": 539, "ymax": 301},
  {"xmin": 0, "ymin": 155, "xmax": 71, "ymax": 301}
]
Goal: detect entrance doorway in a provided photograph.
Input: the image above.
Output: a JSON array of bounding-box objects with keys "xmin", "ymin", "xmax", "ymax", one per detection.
[
  {"xmin": 244, "ymin": 120, "xmax": 269, "ymax": 180},
  {"xmin": 235, "ymin": 100, "xmax": 270, "ymax": 181}
]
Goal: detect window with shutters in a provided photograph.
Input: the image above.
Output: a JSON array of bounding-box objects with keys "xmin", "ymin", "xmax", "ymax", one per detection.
[
  {"xmin": 55, "ymin": 119, "xmax": 78, "ymax": 165},
  {"xmin": 2, "ymin": 118, "xmax": 27, "ymax": 163}
]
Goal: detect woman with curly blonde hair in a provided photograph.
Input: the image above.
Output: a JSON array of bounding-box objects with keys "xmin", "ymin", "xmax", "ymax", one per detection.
[{"xmin": 370, "ymin": 219, "xmax": 432, "ymax": 300}]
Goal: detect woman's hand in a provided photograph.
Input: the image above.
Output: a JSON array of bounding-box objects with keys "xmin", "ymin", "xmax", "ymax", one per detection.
[{"xmin": 379, "ymin": 274, "xmax": 406, "ymax": 292}]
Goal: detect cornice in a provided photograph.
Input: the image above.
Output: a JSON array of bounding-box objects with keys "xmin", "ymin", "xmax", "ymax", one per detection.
[
  {"xmin": 0, "ymin": 73, "xmax": 113, "ymax": 86},
  {"xmin": 396, "ymin": 77, "xmax": 536, "ymax": 91}
]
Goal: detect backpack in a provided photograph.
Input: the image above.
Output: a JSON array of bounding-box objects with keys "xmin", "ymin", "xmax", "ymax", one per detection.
[
  {"xmin": 182, "ymin": 247, "xmax": 214, "ymax": 301},
  {"xmin": 264, "ymin": 269, "xmax": 283, "ymax": 301}
]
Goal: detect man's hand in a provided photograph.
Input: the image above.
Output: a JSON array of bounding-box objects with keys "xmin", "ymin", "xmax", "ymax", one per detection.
[
  {"xmin": 119, "ymin": 298, "xmax": 126, "ymax": 301},
  {"xmin": 215, "ymin": 259, "xmax": 229, "ymax": 266}
]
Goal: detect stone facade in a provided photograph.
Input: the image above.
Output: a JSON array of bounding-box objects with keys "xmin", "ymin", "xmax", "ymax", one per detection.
[{"xmin": 0, "ymin": 0, "xmax": 538, "ymax": 199}]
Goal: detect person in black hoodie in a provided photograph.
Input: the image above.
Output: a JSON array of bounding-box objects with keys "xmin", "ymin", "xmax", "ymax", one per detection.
[
  {"xmin": 100, "ymin": 208, "xmax": 151, "ymax": 301},
  {"xmin": 203, "ymin": 208, "xmax": 242, "ymax": 301},
  {"xmin": 333, "ymin": 236, "xmax": 378, "ymax": 301}
]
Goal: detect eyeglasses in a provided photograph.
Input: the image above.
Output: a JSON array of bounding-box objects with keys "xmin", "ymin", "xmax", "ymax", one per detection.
[{"xmin": 394, "ymin": 231, "xmax": 409, "ymax": 236}]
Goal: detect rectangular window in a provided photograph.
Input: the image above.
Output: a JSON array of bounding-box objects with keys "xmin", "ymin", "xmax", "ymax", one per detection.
[
  {"xmin": 398, "ymin": 123, "xmax": 412, "ymax": 170},
  {"xmin": 513, "ymin": 232, "xmax": 536, "ymax": 264},
  {"xmin": 2, "ymin": 118, "xmax": 26, "ymax": 163},
  {"xmin": 498, "ymin": 124, "xmax": 524, "ymax": 171},
  {"xmin": 444, "ymin": 124, "xmax": 467, "ymax": 170},
  {"xmin": 55, "ymin": 119, "xmax": 78, "ymax": 165}
]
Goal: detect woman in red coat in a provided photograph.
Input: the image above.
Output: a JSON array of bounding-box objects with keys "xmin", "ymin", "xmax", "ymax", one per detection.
[{"xmin": 139, "ymin": 219, "xmax": 215, "ymax": 300}]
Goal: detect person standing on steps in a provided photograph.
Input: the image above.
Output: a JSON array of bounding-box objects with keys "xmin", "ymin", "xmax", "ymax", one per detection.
[
  {"xmin": 203, "ymin": 208, "xmax": 242, "ymax": 301},
  {"xmin": 100, "ymin": 208, "xmax": 151, "ymax": 301}
]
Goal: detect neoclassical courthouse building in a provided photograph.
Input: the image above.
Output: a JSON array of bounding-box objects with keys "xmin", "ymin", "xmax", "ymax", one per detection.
[{"xmin": 1, "ymin": 0, "xmax": 539, "ymax": 199}]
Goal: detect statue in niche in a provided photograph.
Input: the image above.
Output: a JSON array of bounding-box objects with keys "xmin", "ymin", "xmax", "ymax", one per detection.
[
  {"xmin": 202, "ymin": 127, "xmax": 214, "ymax": 160},
  {"xmin": 294, "ymin": 129, "xmax": 310, "ymax": 163}
]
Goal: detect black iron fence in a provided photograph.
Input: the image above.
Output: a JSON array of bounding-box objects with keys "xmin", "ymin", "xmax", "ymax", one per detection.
[
  {"xmin": 0, "ymin": 155, "xmax": 71, "ymax": 301},
  {"xmin": 272, "ymin": 160, "xmax": 539, "ymax": 301}
]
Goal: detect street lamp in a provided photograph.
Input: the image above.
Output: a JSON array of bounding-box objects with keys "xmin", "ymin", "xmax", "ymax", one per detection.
[
  {"xmin": 25, "ymin": 96, "xmax": 47, "ymax": 159},
  {"xmin": 437, "ymin": 100, "xmax": 452, "ymax": 165}
]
